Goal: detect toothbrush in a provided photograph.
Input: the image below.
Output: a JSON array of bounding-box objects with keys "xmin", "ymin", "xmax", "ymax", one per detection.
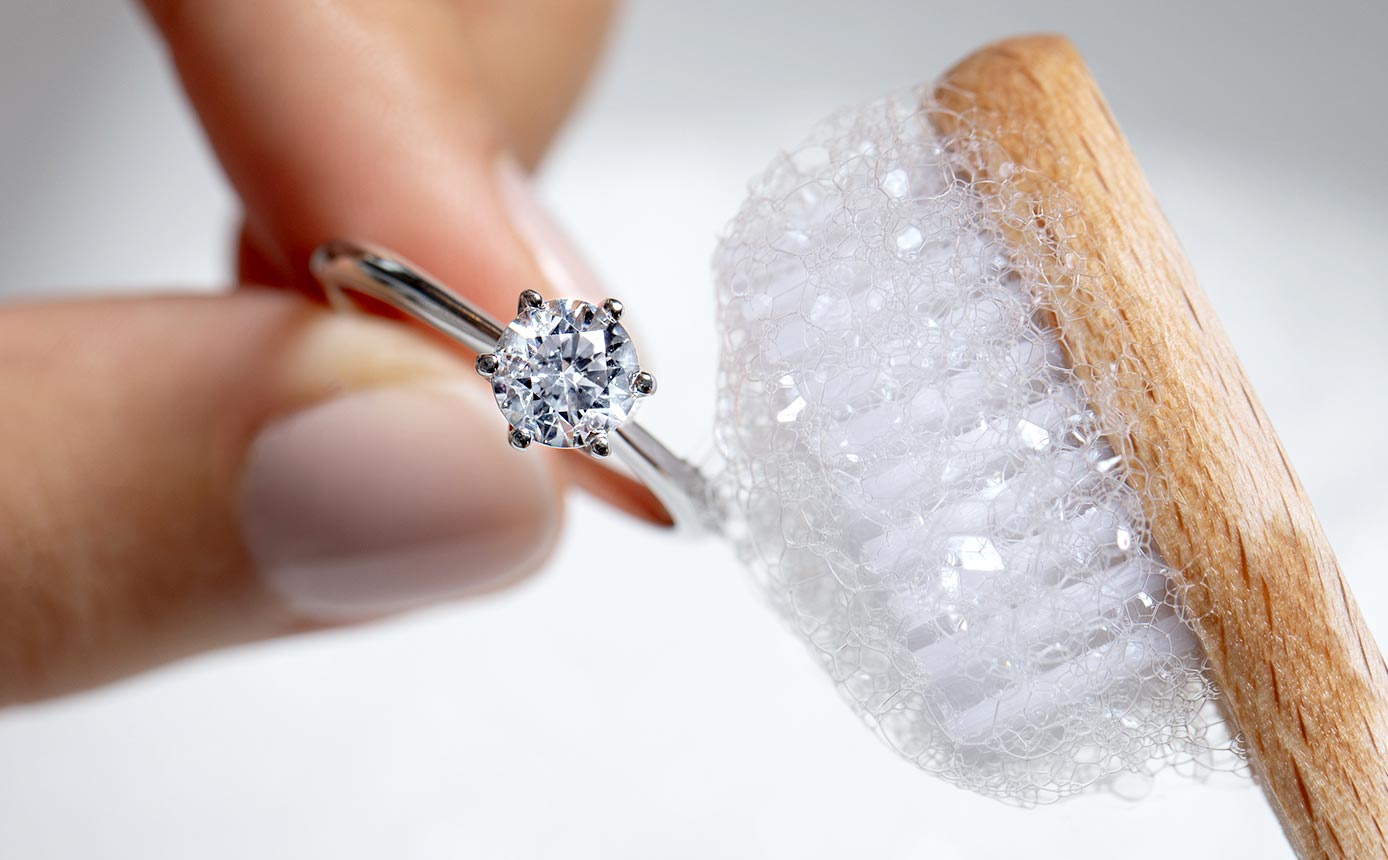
[
  {"xmin": 715, "ymin": 34, "xmax": 1385, "ymax": 858},
  {"xmin": 937, "ymin": 36, "xmax": 1387, "ymax": 856}
]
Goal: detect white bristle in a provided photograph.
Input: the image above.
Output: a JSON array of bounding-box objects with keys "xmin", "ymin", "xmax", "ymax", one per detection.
[{"xmin": 713, "ymin": 88, "xmax": 1229, "ymax": 802}]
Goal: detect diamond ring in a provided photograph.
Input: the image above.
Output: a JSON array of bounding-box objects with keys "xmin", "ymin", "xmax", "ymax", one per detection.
[
  {"xmin": 479, "ymin": 291, "xmax": 654, "ymax": 458},
  {"xmin": 311, "ymin": 240, "xmax": 712, "ymax": 530}
]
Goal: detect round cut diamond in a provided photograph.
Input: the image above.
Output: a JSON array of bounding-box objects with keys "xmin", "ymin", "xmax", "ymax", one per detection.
[{"xmin": 491, "ymin": 298, "xmax": 641, "ymax": 448}]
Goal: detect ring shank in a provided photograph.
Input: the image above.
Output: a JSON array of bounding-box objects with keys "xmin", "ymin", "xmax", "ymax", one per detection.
[
  {"xmin": 312, "ymin": 239, "xmax": 504, "ymax": 354},
  {"xmin": 310, "ymin": 240, "xmax": 715, "ymax": 532}
]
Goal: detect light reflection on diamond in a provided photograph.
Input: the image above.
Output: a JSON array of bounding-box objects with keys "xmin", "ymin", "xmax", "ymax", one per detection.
[{"xmin": 491, "ymin": 298, "xmax": 641, "ymax": 448}]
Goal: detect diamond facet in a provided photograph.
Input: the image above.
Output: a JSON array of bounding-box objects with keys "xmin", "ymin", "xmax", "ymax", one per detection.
[{"xmin": 491, "ymin": 298, "xmax": 642, "ymax": 448}]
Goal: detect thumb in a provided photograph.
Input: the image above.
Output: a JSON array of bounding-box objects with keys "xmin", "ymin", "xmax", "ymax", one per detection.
[{"xmin": 0, "ymin": 291, "xmax": 559, "ymax": 705}]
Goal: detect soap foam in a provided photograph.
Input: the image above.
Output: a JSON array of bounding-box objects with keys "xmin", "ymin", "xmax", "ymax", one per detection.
[{"xmin": 713, "ymin": 88, "xmax": 1233, "ymax": 802}]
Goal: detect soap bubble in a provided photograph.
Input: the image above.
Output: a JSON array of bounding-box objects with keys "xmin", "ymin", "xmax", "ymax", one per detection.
[{"xmin": 713, "ymin": 87, "xmax": 1232, "ymax": 803}]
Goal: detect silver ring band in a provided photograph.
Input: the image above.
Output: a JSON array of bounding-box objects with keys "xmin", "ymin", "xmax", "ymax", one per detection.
[{"xmin": 310, "ymin": 239, "xmax": 715, "ymax": 532}]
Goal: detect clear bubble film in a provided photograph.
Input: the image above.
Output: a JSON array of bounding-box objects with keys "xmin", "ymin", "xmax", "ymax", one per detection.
[{"xmin": 713, "ymin": 87, "xmax": 1234, "ymax": 803}]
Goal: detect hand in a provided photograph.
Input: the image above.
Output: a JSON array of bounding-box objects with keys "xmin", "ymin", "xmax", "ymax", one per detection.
[{"xmin": 0, "ymin": 0, "xmax": 652, "ymax": 706}]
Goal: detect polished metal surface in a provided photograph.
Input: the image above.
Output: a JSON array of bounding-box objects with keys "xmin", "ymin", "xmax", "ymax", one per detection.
[{"xmin": 311, "ymin": 239, "xmax": 716, "ymax": 532}]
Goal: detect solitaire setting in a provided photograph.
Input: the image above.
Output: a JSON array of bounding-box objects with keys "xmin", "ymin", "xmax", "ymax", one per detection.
[
  {"xmin": 311, "ymin": 240, "xmax": 708, "ymax": 529},
  {"xmin": 476, "ymin": 291, "xmax": 656, "ymax": 457}
]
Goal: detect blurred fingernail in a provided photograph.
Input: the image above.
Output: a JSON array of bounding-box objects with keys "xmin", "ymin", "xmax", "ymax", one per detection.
[
  {"xmin": 496, "ymin": 154, "xmax": 603, "ymax": 298},
  {"xmin": 238, "ymin": 385, "xmax": 559, "ymax": 621}
]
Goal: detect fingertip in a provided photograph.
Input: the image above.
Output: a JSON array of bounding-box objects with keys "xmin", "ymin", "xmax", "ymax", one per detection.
[
  {"xmin": 0, "ymin": 294, "xmax": 565, "ymax": 703},
  {"xmin": 240, "ymin": 383, "xmax": 562, "ymax": 622},
  {"xmin": 558, "ymin": 454, "xmax": 676, "ymax": 529}
]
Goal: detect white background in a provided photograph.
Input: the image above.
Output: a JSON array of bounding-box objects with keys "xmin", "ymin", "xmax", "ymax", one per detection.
[{"xmin": 1, "ymin": 2, "xmax": 1385, "ymax": 858}]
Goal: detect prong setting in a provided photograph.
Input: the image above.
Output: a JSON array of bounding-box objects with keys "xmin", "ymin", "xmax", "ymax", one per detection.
[
  {"xmin": 475, "ymin": 352, "xmax": 500, "ymax": 377},
  {"xmin": 588, "ymin": 434, "xmax": 612, "ymax": 459},
  {"xmin": 310, "ymin": 243, "xmax": 696, "ymax": 528},
  {"xmin": 491, "ymin": 297, "xmax": 644, "ymax": 450}
]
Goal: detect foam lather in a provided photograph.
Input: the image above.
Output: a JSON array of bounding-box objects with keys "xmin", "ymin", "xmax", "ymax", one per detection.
[{"xmin": 713, "ymin": 87, "xmax": 1228, "ymax": 802}]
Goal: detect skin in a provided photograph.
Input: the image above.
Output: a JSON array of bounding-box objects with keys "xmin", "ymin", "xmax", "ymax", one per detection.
[{"xmin": 0, "ymin": 0, "xmax": 636, "ymax": 704}]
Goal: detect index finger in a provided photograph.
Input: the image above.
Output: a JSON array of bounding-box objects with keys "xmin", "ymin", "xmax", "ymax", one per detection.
[{"xmin": 143, "ymin": 0, "xmax": 670, "ymax": 525}]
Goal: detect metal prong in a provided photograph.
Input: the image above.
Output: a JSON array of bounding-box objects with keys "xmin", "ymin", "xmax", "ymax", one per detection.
[
  {"xmin": 518, "ymin": 289, "xmax": 543, "ymax": 312},
  {"xmin": 588, "ymin": 434, "xmax": 612, "ymax": 459},
  {"xmin": 475, "ymin": 353, "xmax": 500, "ymax": 377},
  {"xmin": 633, "ymin": 371, "xmax": 657, "ymax": 396},
  {"xmin": 602, "ymin": 298, "xmax": 624, "ymax": 320},
  {"xmin": 311, "ymin": 241, "xmax": 712, "ymax": 532}
]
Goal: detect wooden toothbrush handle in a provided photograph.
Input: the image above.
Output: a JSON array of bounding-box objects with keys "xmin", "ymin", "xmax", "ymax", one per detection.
[{"xmin": 934, "ymin": 35, "xmax": 1388, "ymax": 859}]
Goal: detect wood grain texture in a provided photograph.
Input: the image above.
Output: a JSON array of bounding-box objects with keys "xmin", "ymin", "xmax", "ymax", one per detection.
[{"xmin": 934, "ymin": 34, "xmax": 1388, "ymax": 859}]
